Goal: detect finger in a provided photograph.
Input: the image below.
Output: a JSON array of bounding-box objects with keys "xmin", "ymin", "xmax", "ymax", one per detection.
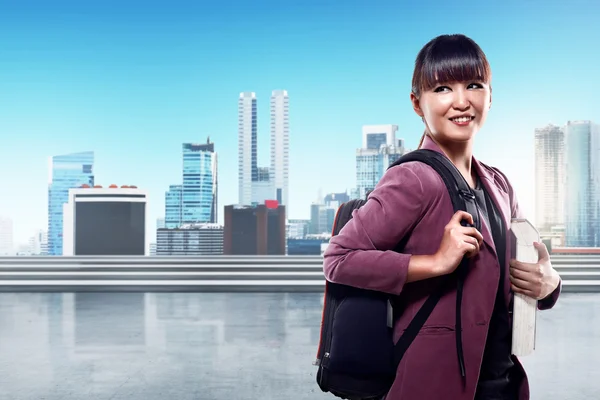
[
  {"xmin": 463, "ymin": 237, "xmax": 479, "ymax": 257},
  {"xmin": 461, "ymin": 234, "xmax": 480, "ymax": 250},
  {"xmin": 509, "ymin": 260, "xmax": 537, "ymax": 273},
  {"xmin": 452, "ymin": 211, "xmax": 473, "ymax": 226},
  {"xmin": 534, "ymin": 241, "xmax": 550, "ymax": 262},
  {"xmin": 511, "ymin": 284, "xmax": 536, "ymax": 298},
  {"xmin": 509, "ymin": 274, "xmax": 534, "ymax": 291},
  {"xmin": 462, "ymin": 237, "xmax": 478, "ymax": 251},
  {"xmin": 509, "ymin": 267, "xmax": 533, "ymax": 281},
  {"xmin": 459, "ymin": 227, "xmax": 484, "ymax": 244},
  {"xmin": 465, "ymin": 246, "xmax": 479, "ymax": 258}
]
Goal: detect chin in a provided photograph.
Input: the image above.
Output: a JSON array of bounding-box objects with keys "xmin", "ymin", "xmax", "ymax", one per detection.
[{"xmin": 435, "ymin": 130, "xmax": 477, "ymax": 144}]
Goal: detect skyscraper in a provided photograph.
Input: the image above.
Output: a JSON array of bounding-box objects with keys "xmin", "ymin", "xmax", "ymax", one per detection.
[
  {"xmin": 270, "ymin": 90, "xmax": 290, "ymax": 211},
  {"xmin": 534, "ymin": 124, "xmax": 565, "ymax": 232},
  {"xmin": 238, "ymin": 92, "xmax": 258, "ymax": 206},
  {"xmin": 355, "ymin": 125, "xmax": 407, "ymax": 199},
  {"xmin": 564, "ymin": 120, "xmax": 600, "ymax": 247},
  {"xmin": 164, "ymin": 139, "xmax": 218, "ymax": 229},
  {"xmin": 165, "ymin": 185, "xmax": 182, "ymax": 229},
  {"xmin": 47, "ymin": 151, "xmax": 94, "ymax": 256},
  {"xmin": 182, "ymin": 140, "xmax": 218, "ymax": 224}
]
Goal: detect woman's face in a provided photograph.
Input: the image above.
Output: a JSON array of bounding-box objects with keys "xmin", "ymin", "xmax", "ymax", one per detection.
[{"xmin": 411, "ymin": 80, "xmax": 491, "ymax": 144}]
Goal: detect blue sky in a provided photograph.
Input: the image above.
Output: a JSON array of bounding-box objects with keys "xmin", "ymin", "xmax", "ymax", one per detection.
[{"xmin": 0, "ymin": 0, "xmax": 599, "ymax": 244}]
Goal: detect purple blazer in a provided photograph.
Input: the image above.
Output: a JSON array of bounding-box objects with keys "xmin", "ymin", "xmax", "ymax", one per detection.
[{"xmin": 323, "ymin": 136, "xmax": 561, "ymax": 400}]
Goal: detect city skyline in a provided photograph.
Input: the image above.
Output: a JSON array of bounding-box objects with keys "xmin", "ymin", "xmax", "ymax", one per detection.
[
  {"xmin": 4, "ymin": 114, "xmax": 600, "ymax": 248},
  {"xmin": 1, "ymin": 1, "xmax": 599, "ymax": 244},
  {"xmin": 1, "ymin": 117, "xmax": 598, "ymax": 251}
]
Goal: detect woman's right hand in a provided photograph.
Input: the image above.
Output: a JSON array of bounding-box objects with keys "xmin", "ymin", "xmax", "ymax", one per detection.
[{"xmin": 434, "ymin": 210, "xmax": 483, "ymax": 275}]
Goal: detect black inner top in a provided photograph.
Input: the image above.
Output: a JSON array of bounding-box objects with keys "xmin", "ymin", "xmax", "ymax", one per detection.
[{"xmin": 472, "ymin": 177, "xmax": 516, "ymax": 400}]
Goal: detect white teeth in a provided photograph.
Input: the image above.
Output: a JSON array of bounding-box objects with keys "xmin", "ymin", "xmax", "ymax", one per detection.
[{"xmin": 452, "ymin": 117, "xmax": 472, "ymax": 123}]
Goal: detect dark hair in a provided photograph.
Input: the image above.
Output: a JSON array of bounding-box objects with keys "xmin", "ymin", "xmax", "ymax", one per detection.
[
  {"xmin": 413, "ymin": 34, "xmax": 491, "ymax": 148},
  {"xmin": 412, "ymin": 34, "xmax": 491, "ymax": 98}
]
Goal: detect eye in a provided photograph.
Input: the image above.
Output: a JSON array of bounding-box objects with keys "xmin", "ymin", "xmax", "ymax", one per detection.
[
  {"xmin": 433, "ymin": 86, "xmax": 450, "ymax": 93},
  {"xmin": 467, "ymin": 82, "xmax": 484, "ymax": 89}
]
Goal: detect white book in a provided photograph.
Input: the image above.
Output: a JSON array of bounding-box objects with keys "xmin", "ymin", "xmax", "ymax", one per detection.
[{"xmin": 510, "ymin": 218, "xmax": 539, "ymax": 357}]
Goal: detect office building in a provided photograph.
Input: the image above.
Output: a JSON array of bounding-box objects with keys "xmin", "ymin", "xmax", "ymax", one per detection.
[
  {"xmin": 238, "ymin": 92, "xmax": 258, "ymax": 206},
  {"xmin": 309, "ymin": 203, "xmax": 336, "ymax": 235},
  {"xmin": 182, "ymin": 140, "xmax": 218, "ymax": 224},
  {"xmin": 270, "ymin": 90, "xmax": 290, "ymax": 211},
  {"xmin": 237, "ymin": 90, "xmax": 290, "ymax": 213},
  {"xmin": 27, "ymin": 229, "xmax": 48, "ymax": 256},
  {"xmin": 324, "ymin": 192, "xmax": 349, "ymax": 209},
  {"xmin": 287, "ymin": 234, "xmax": 330, "ymax": 255},
  {"xmin": 156, "ymin": 223, "xmax": 224, "ymax": 256},
  {"xmin": 223, "ymin": 201, "xmax": 286, "ymax": 255},
  {"xmin": 164, "ymin": 139, "xmax": 218, "ymax": 229},
  {"xmin": 565, "ymin": 120, "xmax": 600, "ymax": 247},
  {"xmin": 356, "ymin": 125, "xmax": 407, "ymax": 199},
  {"xmin": 47, "ymin": 151, "xmax": 94, "ymax": 255},
  {"xmin": 535, "ymin": 124, "xmax": 565, "ymax": 233},
  {"xmin": 165, "ymin": 185, "xmax": 183, "ymax": 229},
  {"xmin": 62, "ymin": 185, "xmax": 149, "ymax": 256},
  {"xmin": 252, "ymin": 167, "xmax": 273, "ymax": 205},
  {"xmin": 287, "ymin": 219, "xmax": 310, "ymax": 239}
]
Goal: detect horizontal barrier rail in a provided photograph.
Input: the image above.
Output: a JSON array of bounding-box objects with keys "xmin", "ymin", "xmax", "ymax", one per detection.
[{"xmin": 0, "ymin": 255, "xmax": 598, "ymax": 292}]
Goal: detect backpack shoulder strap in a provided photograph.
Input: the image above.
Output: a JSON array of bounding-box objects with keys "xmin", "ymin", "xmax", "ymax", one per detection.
[
  {"xmin": 388, "ymin": 149, "xmax": 480, "ymax": 231},
  {"xmin": 388, "ymin": 149, "xmax": 478, "ymax": 378}
]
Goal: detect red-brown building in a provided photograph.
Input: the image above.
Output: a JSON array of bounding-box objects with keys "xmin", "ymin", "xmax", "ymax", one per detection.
[{"xmin": 223, "ymin": 201, "xmax": 286, "ymax": 255}]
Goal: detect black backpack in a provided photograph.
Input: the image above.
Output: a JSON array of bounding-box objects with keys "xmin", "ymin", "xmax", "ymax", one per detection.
[{"xmin": 314, "ymin": 149, "xmax": 481, "ymax": 400}]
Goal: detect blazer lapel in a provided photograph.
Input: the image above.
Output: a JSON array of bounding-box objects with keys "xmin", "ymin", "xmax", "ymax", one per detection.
[{"xmin": 473, "ymin": 157, "xmax": 514, "ymax": 305}]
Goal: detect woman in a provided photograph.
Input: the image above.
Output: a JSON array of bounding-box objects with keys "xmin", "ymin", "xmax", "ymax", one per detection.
[{"xmin": 322, "ymin": 34, "xmax": 561, "ymax": 400}]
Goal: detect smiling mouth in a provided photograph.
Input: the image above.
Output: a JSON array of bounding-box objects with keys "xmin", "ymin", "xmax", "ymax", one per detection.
[{"xmin": 449, "ymin": 116, "xmax": 475, "ymax": 123}]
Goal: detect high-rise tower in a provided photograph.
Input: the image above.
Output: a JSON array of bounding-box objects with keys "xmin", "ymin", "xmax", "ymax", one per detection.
[
  {"xmin": 238, "ymin": 92, "xmax": 258, "ymax": 206},
  {"xmin": 47, "ymin": 151, "xmax": 94, "ymax": 255},
  {"xmin": 270, "ymin": 90, "xmax": 290, "ymax": 212},
  {"xmin": 534, "ymin": 124, "xmax": 565, "ymax": 232},
  {"xmin": 564, "ymin": 120, "xmax": 600, "ymax": 247}
]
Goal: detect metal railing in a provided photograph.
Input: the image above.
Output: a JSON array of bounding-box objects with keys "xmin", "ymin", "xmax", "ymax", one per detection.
[{"xmin": 0, "ymin": 255, "xmax": 597, "ymax": 292}]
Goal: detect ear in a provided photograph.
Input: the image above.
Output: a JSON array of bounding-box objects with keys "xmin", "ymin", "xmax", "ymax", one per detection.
[
  {"xmin": 489, "ymin": 86, "xmax": 493, "ymax": 109},
  {"xmin": 410, "ymin": 93, "xmax": 424, "ymax": 117}
]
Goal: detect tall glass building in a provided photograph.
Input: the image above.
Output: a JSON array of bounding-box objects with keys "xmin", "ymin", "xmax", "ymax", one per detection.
[
  {"xmin": 565, "ymin": 120, "xmax": 600, "ymax": 247},
  {"xmin": 270, "ymin": 90, "xmax": 289, "ymax": 209},
  {"xmin": 355, "ymin": 125, "xmax": 407, "ymax": 199},
  {"xmin": 164, "ymin": 140, "xmax": 218, "ymax": 229},
  {"xmin": 182, "ymin": 141, "xmax": 218, "ymax": 224},
  {"xmin": 238, "ymin": 92, "xmax": 258, "ymax": 206},
  {"xmin": 47, "ymin": 151, "xmax": 94, "ymax": 256},
  {"xmin": 165, "ymin": 185, "xmax": 182, "ymax": 229},
  {"xmin": 535, "ymin": 124, "xmax": 565, "ymax": 232}
]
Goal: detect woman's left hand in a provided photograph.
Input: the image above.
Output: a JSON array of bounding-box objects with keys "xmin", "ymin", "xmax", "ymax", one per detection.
[{"xmin": 509, "ymin": 241, "xmax": 560, "ymax": 300}]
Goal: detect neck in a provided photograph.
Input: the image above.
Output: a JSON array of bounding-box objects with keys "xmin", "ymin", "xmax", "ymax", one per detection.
[{"xmin": 426, "ymin": 135, "xmax": 476, "ymax": 187}]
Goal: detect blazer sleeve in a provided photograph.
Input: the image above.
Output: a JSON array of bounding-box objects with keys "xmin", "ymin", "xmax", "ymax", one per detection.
[
  {"xmin": 497, "ymin": 167, "xmax": 562, "ymax": 310},
  {"xmin": 322, "ymin": 162, "xmax": 436, "ymax": 295}
]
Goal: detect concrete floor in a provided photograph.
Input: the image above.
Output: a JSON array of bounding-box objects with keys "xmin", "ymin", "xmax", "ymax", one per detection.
[{"xmin": 0, "ymin": 292, "xmax": 597, "ymax": 400}]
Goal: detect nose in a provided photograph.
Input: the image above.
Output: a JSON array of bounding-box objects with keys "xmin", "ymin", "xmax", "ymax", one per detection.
[{"xmin": 452, "ymin": 88, "xmax": 470, "ymax": 110}]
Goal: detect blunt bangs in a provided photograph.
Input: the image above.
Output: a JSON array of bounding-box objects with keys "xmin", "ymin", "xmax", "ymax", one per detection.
[{"xmin": 412, "ymin": 35, "xmax": 491, "ymax": 96}]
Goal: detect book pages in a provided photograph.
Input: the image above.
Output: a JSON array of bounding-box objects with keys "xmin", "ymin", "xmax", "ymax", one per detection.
[{"xmin": 510, "ymin": 219, "xmax": 539, "ymax": 357}]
